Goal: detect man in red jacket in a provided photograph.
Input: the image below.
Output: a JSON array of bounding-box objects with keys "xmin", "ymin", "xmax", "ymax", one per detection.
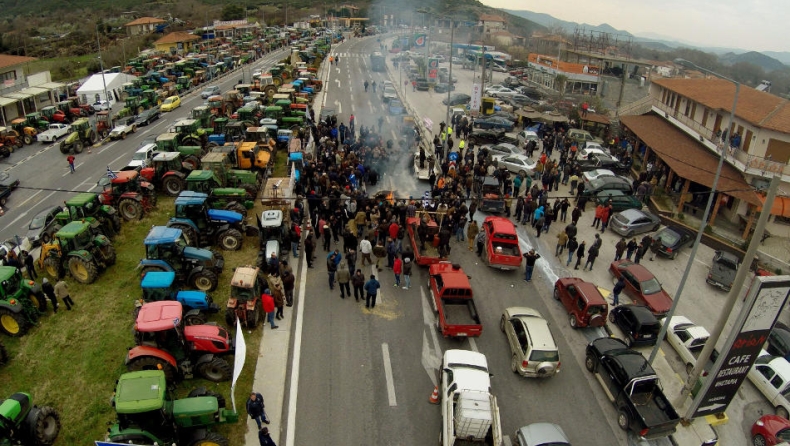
[{"xmin": 261, "ymin": 290, "xmax": 278, "ymax": 329}]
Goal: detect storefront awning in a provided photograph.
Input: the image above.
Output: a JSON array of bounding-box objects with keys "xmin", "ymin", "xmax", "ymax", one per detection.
[
  {"xmin": 620, "ymin": 113, "xmax": 760, "ymax": 206},
  {"xmin": 37, "ymin": 82, "xmax": 66, "ymax": 90},
  {"xmin": 758, "ymin": 194, "xmax": 790, "ymax": 218},
  {"xmin": 0, "ymin": 97, "xmax": 16, "ymax": 107},
  {"xmin": 3, "ymin": 92, "xmax": 32, "ymax": 100},
  {"xmin": 19, "ymin": 87, "xmax": 49, "ymax": 96}
]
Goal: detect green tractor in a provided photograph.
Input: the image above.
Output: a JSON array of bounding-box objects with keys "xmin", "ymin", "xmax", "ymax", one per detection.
[
  {"xmin": 0, "ymin": 266, "xmax": 47, "ymax": 337},
  {"xmin": 58, "ymin": 118, "xmax": 97, "ymax": 154},
  {"xmin": 56, "ymin": 192, "xmax": 122, "ymax": 238},
  {"xmin": 176, "ymin": 75, "xmax": 191, "ymax": 92},
  {"xmin": 174, "ymin": 118, "xmax": 206, "ymax": 147},
  {"xmin": 106, "ymin": 370, "xmax": 237, "ymax": 445},
  {"xmin": 191, "ymin": 105, "xmax": 212, "ymax": 131},
  {"xmin": 38, "ymin": 220, "xmax": 116, "ymax": 284},
  {"xmin": 155, "ymin": 132, "xmax": 203, "ymax": 170},
  {"xmin": 186, "ymin": 170, "xmax": 254, "ymax": 217},
  {"xmin": 200, "ymin": 150, "xmax": 260, "ymax": 195},
  {"xmin": 125, "ymin": 96, "xmax": 145, "ymax": 115},
  {"xmin": 25, "ymin": 113, "xmax": 49, "ymax": 132},
  {"xmin": 0, "ymin": 392, "xmax": 61, "ymax": 445}
]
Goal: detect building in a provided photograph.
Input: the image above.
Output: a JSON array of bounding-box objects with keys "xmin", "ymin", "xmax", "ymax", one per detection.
[
  {"xmin": 479, "ymin": 14, "xmax": 506, "ymax": 34},
  {"xmin": 619, "ymin": 77, "xmax": 790, "ymax": 238},
  {"xmin": 124, "ymin": 17, "xmax": 166, "ymax": 36},
  {"xmin": 489, "ymin": 31, "xmax": 525, "ymax": 47},
  {"xmin": 153, "ymin": 31, "xmax": 200, "ymax": 54},
  {"xmin": 0, "ymin": 54, "xmax": 67, "ymax": 125},
  {"xmin": 524, "ymin": 54, "xmax": 601, "ymax": 96}
]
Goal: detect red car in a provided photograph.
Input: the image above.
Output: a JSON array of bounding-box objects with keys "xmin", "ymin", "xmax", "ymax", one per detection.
[
  {"xmin": 553, "ymin": 277, "xmax": 608, "ymax": 328},
  {"xmin": 608, "ymin": 260, "xmax": 673, "ymax": 316},
  {"xmin": 752, "ymin": 414, "xmax": 790, "ymax": 446}
]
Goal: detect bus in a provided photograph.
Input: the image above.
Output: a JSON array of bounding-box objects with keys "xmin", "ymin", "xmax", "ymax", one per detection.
[{"xmin": 370, "ymin": 52, "xmax": 386, "ymax": 72}]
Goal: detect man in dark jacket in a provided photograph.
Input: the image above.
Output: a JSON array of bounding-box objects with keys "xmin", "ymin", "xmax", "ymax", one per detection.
[
  {"xmin": 41, "ymin": 277, "xmax": 58, "ymax": 313},
  {"xmin": 259, "ymin": 427, "xmax": 277, "ymax": 446},
  {"xmin": 352, "ymin": 269, "xmax": 366, "ymax": 301},
  {"xmin": 523, "ymin": 250, "xmax": 541, "ymax": 282},
  {"xmin": 282, "ymin": 269, "xmax": 295, "ymax": 307},
  {"xmin": 364, "ymin": 274, "xmax": 381, "ymax": 308},
  {"xmin": 246, "ymin": 392, "xmax": 269, "ymax": 429}
]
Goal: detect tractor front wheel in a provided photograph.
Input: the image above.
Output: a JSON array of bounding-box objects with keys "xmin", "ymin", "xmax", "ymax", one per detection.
[
  {"xmin": 191, "ymin": 269, "xmax": 218, "ymax": 292},
  {"xmin": 23, "ymin": 134, "xmax": 33, "ymax": 145},
  {"xmin": 225, "ymin": 202, "xmax": 247, "ymax": 218},
  {"xmin": 182, "ymin": 155, "xmax": 200, "ymax": 170},
  {"xmin": 163, "ymin": 176, "xmax": 185, "ymax": 196},
  {"xmin": 73, "ymin": 141, "xmax": 84, "ymax": 154},
  {"xmin": 109, "ymin": 214, "xmax": 122, "ymax": 233},
  {"xmin": 42, "ymin": 258, "xmax": 61, "ymax": 280},
  {"xmin": 225, "ymin": 307, "xmax": 237, "ymax": 327},
  {"xmin": 118, "ymin": 198, "xmax": 143, "ymax": 221},
  {"xmin": 28, "ymin": 291, "xmax": 47, "ymax": 312},
  {"xmin": 218, "ymin": 229, "xmax": 243, "ymax": 251},
  {"xmin": 100, "ymin": 129, "xmax": 109, "ymax": 139},
  {"xmin": 0, "ymin": 308, "xmax": 27, "ymax": 337},
  {"xmin": 127, "ymin": 356, "xmax": 177, "ymax": 382},
  {"xmin": 197, "ymin": 357, "xmax": 233, "ymax": 382},
  {"xmin": 25, "ymin": 406, "xmax": 61, "ymax": 445},
  {"xmin": 247, "ymin": 299, "xmax": 262, "ymax": 328},
  {"xmin": 190, "ymin": 432, "xmax": 229, "ymax": 446},
  {"xmin": 184, "ymin": 312, "xmax": 207, "ymax": 326},
  {"xmin": 68, "ymin": 257, "xmax": 99, "ymax": 284},
  {"xmin": 99, "ymin": 244, "xmax": 117, "ymax": 266}
]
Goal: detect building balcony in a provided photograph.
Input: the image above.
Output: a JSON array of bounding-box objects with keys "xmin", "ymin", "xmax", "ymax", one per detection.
[{"xmin": 651, "ymin": 100, "xmax": 790, "ymax": 181}]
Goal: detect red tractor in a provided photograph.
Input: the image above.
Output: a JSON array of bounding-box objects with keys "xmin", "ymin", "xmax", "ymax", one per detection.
[
  {"xmin": 97, "ymin": 170, "xmax": 157, "ymax": 221},
  {"xmin": 126, "ymin": 301, "xmax": 234, "ymax": 383},
  {"xmin": 139, "ymin": 151, "xmax": 192, "ymax": 196},
  {"xmin": 95, "ymin": 111, "xmax": 113, "ymax": 139},
  {"xmin": 40, "ymin": 106, "xmax": 70, "ymax": 124},
  {"xmin": 68, "ymin": 96, "xmax": 95, "ymax": 116}
]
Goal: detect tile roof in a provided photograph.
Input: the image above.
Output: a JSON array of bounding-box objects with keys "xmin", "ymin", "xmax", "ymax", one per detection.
[
  {"xmin": 652, "ymin": 77, "xmax": 790, "ymax": 134},
  {"xmin": 125, "ymin": 17, "xmax": 166, "ymax": 26},
  {"xmin": 620, "ymin": 113, "xmax": 759, "ymax": 205},
  {"xmin": 0, "ymin": 54, "xmax": 37, "ymax": 70},
  {"xmin": 154, "ymin": 32, "xmax": 200, "ymax": 45},
  {"xmin": 479, "ymin": 14, "xmax": 505, "ymax": 22}
]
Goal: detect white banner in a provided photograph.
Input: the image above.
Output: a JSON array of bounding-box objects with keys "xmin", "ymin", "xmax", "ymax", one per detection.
[
  {"xmin": 230, "ymin": 317, "xmax": 247, "ymax": 413},
  {"xmin": 470, "ymin": 83, "xmax": 482, "ymax": 112}
]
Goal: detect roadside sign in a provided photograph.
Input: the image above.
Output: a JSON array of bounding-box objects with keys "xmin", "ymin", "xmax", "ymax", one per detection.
[
  {"xmin": 470, "ymin": 83, "xmax": 482, "ymax": 112},
  {"xmin": 688, "ymin": 275, "xmax": 790, "ymax": 418}
]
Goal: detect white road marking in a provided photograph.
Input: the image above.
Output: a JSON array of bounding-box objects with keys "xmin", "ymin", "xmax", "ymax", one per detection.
[
  {"xmin": 13, "ymin": 190, "xmax": 43, "ymax": 209},
  {"xmin": 285, "ymin": 232, "xmax": 310, "ymax": 446},
  {"xmin": 381, "ymin": 343, "xmax": 397, "ymax": 406},
  {"xmin": 9, "ymin": 211, "xmax": 29, "ymax": 228},
  {"xmin": 351, "ymin": 103, "xmax": 355, "ymax": 112},
  {"xmin": 468, "ymin": 337, "xmax": 479, "ymax": 352}
]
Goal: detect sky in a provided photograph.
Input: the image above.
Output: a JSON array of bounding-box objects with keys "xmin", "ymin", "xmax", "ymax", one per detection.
[{"xmin": 478, "ymin": 0, "xmax": 789, "ymax": 53}]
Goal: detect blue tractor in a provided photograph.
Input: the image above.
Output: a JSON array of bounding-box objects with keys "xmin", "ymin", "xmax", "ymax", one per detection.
[
  {"xmin": 167, "ymin": 191, "xmax": 245, "ymax": 251},
  {"xmin": 139, "ymin": 226, "xmax": 224, "ymax": 292},
  {"xmin": 138, "ymin": 271, "xmax": 220, "ymax": 325}
]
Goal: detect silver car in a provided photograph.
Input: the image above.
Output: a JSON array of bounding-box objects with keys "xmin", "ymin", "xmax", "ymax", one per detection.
[
  {"xmin": 609, "ymin": 208, "xmax": 661, "ymax": 237},
  {"xmin": 485, "ymin": 142, "xmax": 521, "ymax": 157},
  {"xmin": 515, "ymin": 423, "xmax": 571, "ymax": 446},
  {"xmin": 492, "ymin": 154, "xmax": 536, "ymax": 177},
  {"xmin": 26, "ymin": 206, "xmax": 63, "ymax": 246}
]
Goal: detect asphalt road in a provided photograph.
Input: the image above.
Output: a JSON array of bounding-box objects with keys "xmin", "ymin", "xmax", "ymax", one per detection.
[
  {"xmin": 293, "ymin": 34, "xmax": 624, "ymax": 445},
  {"xmin": 0, "ymin": 47, "xmax": 291, "ymax": 243}
]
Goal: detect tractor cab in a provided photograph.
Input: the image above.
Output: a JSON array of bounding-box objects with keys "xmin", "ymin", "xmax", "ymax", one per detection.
[
  {"xmin": 226, "ymin": 266, "xmax": 265, "ymax": 328},
  {"xmin": 133, "ymin": 301, "xmax": 190, "ymax": 359},
  {"xmin": 112, "ymin": 371, "xmax": 173, "ymax": 439},
  {"xmin": 138, "ymin": 274, "xmax": 219, "ymax": 325},
  {"xmin": 41, "ymin": 105, "xmax": 68, "ymax": 123},
  {"xmin": 39, "ymin": 220, "xmax": 114, "ymax": 284},
  {"xmin": 224, "ymin": 121, "xmax": 247, "ymax": 143},
  {"xmin": 191, "ymin": 105, "xmax": 211, "ymax": 129},
  {"xmin": 258, "ymin": 209, "xmax": 287, "ymax": 257},
  {"xmin": 264, "ymin": 106, "xmax": 282, "ymax": 121},
  {"xmin": 57, "ymin": 192, "xmax": 120, "ymax": 237},
  {"xmin": 25, "ymin": 112, "xmax": 49, "ymax": 131},
  {"xmin": 173, "ymin": 191, "xmax": 243, "ymax": 232},
  {"xmin": 156, "ymin": 132, "xmax": 179, "ymax": 152}
]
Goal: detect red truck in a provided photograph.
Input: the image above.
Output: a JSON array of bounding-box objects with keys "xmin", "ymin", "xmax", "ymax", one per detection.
[
  {"xmin": 482, "ymin": 216, "xmax": 522, "ymax": 270},
  {"xmin": 407, "ymin": 213, "xmax": 444, "ymax": 266},
  {"xmin": 429, "ymin": 262, "xmax": 482, "ymax": 338}
]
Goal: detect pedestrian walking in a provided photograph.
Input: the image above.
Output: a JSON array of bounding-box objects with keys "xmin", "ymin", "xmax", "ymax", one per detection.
[
  {"xmin": 261, "ymin": 290, "xmax": 277, "ymax": 329},
  {"xmin": 467, "ymin": 220, "xmax": 479, "ymax": 251},
  {"xmin": 364, "ymin": 80, "xmax": 369, "ymax": 92},
  {"xmin": 364, "ymin": 275, "xmax": 381, "ymax": 309},
  {"xmin": 326, "ymin": 253, "xmax": 338, "ymax": 290},
  {"xmin": 337, "ymin": 260, "xmax": 351, "ymax": 298},
  {"xmin": 352, "ymin": 269, "xmax": 365, "ymax": 301},
  {"xmin": 304, "ymin": 233, "xmax": 315, "ymax": 268},
  {"xmin": 574, "ymin": 241, "xmax": 586, "ymax": 270},
  {"xmin": 571, "ymin": 206, "xmax": 582, "ymax": 225},
  {"xmin": 612, "ymin": 277, "xmax": 625, "ymax": 306},
  {"xmin": 566, "ymin": 237, "xmax": 578, "ymax": 266},
  {"xmin": 269, "ymin": 273, "xmax": 285, "ymax": 320},
  {"xmin": 54, "ymin": 279, "xmax": 73, "ymax": 310},
  {"xmin": 402, "ymin": 257, "xmax": 412, "ymax": 290},
  {"xmin": 475, "ymin": 230, "xmax": 486, "ymax": 257},
  {"xmin": 67, "ymin": 155, "xmax": 75, "ymax": 173},
  {"xmin": 372, "ymin": 239, "xmax": 386, "ymax": 271},
  {"xmin": 592, "ymin": 204, "xmax": 604, "ymax": 229},
  {"xmin": 282, "ymin": 269, "xmax": 295, "ymax": 307},
  {"xmin": 360, "ymin": 236, "xmax": 373, "ymax": 266},
  {"xmin": 615, "ymin": 237, "xmax": 627, "ymax": 261},
  {"xmin": 41, "ymin": 277, "xmax": 58, "ymax": 313},
  {"xmin": 246, "ymin": 392, "xmax": 270, "ymax": 429},
  {"xmin": 523, "ymin": 249, "xmax": 541, "ymax": 282},
  {"xmin": 584, "ymin": 244, "xmax": 599, "ymax": 271},
  {"xmin": 259, "ymin": 427, "xmax": 277, "ymax": 446},
  {"xmin": 626, "ymin": 238, "xmax": 638, "ymax": 260},
  {"xmin": 534, "ymin": 216, "xmax": 545, "ymax": 238},
  {"xmin": 555, "ymin": 230, "xmax": 568, "ymax": 257},
  {"xmin": 393, "ymin": 255, "xmax": 402, "ymax": 287}
]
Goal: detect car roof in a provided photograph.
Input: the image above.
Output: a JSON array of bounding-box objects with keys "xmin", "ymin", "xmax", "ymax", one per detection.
[
  {"xmin": 660, "ymin": 224, "xmax": 694, "ymax": 236},
  {"xmin": 516, "ymin": 423, "xmax": 569, "ymax": 446},
  {"xmin": 484, "ymin": 216, "xmax": 516, "ymax": 234},
  {"xmin": 136, "ymin": 143, "xmax": 156, "ymax": 153},
  {"xmin": 616, "ymin": 261, "xmax": 656, "ymax": 281},
  {"xmin": 575, "ymin": 281, "xmax": 607, "ymax": 304},
  {"xmin": 617, "ymin": 208, "xmax": 650, "ymax": 221},
  {"xmin": 621, "ymin": 304, "xmax": 658, "ymax": 323},
  {"xmin": 596, "ymin": 190, "xmax": 628, "ymax": 198}
]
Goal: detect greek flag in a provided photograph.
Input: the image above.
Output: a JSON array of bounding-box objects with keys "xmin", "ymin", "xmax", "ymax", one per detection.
[{"xmin": 106, "ymin": 166, "xmax": 117, "ymax": 179}]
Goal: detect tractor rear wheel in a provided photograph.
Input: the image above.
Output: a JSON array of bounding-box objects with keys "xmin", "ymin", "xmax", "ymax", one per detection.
[
  {"xmin": 99, "ymin": 244, "xmax": 117, "ymax": 266},
  {"xmin": 188, "ymin": 387, "xmax": 227, "ymax": 408},
  {"xmin": 42, "ymin": 258, "xmax": 61, "ymax": 280},
  {"xmin": 0, "ymin": 308, "xmax": 27, "ymax": 337},
  {"xmin": 28, "ymin": 291, "xmax": 47, "ymax": 312},
  {"xmin": 25, "ymin": 406, "xmax": 61, "ymax": 445},
  {"xmin": 99, "ymin": 129, "xmax": 109, "ymax": 139},
  {"xmin": 23, "ymin": 134, "xmax": 33, "ymax": 145},
  {"xmin": 118, "ymin": 198, "xmax": 143, "ymax": 221},
  {"xmin": 218, "ymin": 229, "xmax": 243, "ymax": 251},
  {"xmin": 73, "ymin": 141, "xmax": 84, "ymax": 154},
  {"xmin": 225, "ymin": 202, "xmax": 247, "ymax": 218},
  {"xmin": 190, "ymin": 432, "xmax": 229, "ymax": 446},
  {"xmin": 247, "ymin": 299, "xmax": 262, "ymax": 328},
  {"xmin": 109, "ymin": 214, "xmax": 122, "ymax": 234},
  {"xmin": 169, "ymin": 224, "xmax": 198, "ymax": 247},
  {"xmin": 163, "ymin": 176, "xmax": 185, "ymax": 196},
  {"xmin": 242, "ymin": 184, "xmax": 258, "ymax": 200},
  {"xmin": 126, "ymin": 356, "xmax": 177, "ymax": 382},
  {"xmin": 225, "ymin": 307, "xmax": 237, "ymax": 327},
  {"xmin": 68, "ymin": 257, "xmax": 98, "ymax": 284},
  {"xmin": 197, "ymin": 357, "xmax": 233, "ymax": 382},
  {"xmin": 184, "ymin": 312, "xmax": 207, "ymax": 326},
  {"xmin": 191, "ymin": 269, "xmax": 218, "ymax": 292},
  {"xmin": 88, "ymin": 129, "xmax": 96, "ymax": 144},
  {"xmin": 182, "ymin": 155, "xmax": 200, "ymax": 170}
]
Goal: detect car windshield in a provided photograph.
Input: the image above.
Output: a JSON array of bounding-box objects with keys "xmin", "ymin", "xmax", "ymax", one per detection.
[
  {"xmin": 641, "ymin": 278, "xmax": 662, "ymax": 295},
  {"xmin": 529, "ymin": 349, "xmax": 559, "ymax": 362},
  {"xmin": 657, "ymin": 230, "xmax": 680, "ymax": 245},
  {"xmin": 29, "ymin": 213, "xmax": 49, "ymax": 229},
  {"xmin": 164, "ymin": 98, "xmax": 175, "ymax": 104},
  {"xmin": 133, "ymin": 151, "xmax": 149, "ymax": 161}
]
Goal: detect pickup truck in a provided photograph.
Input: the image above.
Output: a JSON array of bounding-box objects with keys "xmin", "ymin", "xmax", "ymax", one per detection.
[
  {"xmin": 478, "ymin": 177, "xmax": 505, "ymax": 214},
  {"xmin": 481, "ymin": 216, "xmax": 522, "ymax": 270},
  {"xmin": 660, "ymin": 315, "xmax": 713, "ymax": 374},
  {"xmin": 585, "ymin": 337, "xmax": 680, "ymax": 440},
  {"xmin": 407, "ymin": 214, "xmax": 444, "ymax": 266},
  {"xmin": 707, "ymin": 250, "xmax": 740, "ymax": 291},
  {"xmin": 748, "ymin": 350, "xmax": 790, "ymax": 419},
  {"xmin": 36, "ymin": 123, "xmax": 71, "ymax": 142},
  {"xmin": 439, "ymin": 349, "xmax": 503, "ymax": 446},
  {"xmin": 429, "ymin": 262, "xmax": 482, "ymax": 338}
]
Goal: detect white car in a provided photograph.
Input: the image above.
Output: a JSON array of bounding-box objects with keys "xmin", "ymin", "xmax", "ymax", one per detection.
[
  {"xmin": 491, "ymin": 64, "xmax": 508, "ymax": 72},
  {"xmin": 451, "ymin": 57, "xmax": 463, "ymax": 64},
  {"xmin": 493, "ymin": 154, "xmax": 537, "ymax": 176},
  {"xmin": 485, "ymin": 86, "xmax": 517, "ymax": 98},
  {"xmin": 659, "ymin": 316, "xmax": 711, "ymax": 374},
  {"xmin": 581, "ymin": 169, "xmax": 617, "ymax": 183},
  {"xmin": 484, "ymin": 85, "xmax": 510, "ymax": 95},
  {"xmin": 517, "ymin": 130, "xmax": 541, "ymax": 148},
  {"xmin": 92, "ymin": 100, "xmax": 111, "ymax": 112},
  {"xmin": 108, "ymin": 124, "xmax": 137, "ymax": 141},
  {"xmin": 749, "ymin": 350, "xmax": 790, "ymax": 418},
  {"xmin": 577, "ymin": 147, "xmax": 616, "ymax": 161},
  {"xmin": 125, "ymin": 143, "xmax": 157, "ymax": 170},
  {"xmin": 36, "ymin": 123, "xmax": 71, "ymax": 142}
]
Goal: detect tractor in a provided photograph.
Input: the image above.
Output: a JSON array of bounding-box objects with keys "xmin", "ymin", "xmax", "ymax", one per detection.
[
  {"xmin": 139, "ymin": 226, "xmax": 224, "ymax": 292},
  {"xmin": 97, "ymin": 170, "xmax": 157, "ymax": 221},
  {"xmin": 94, "ymin": 111, "xmax": 113, "ymax": 139},
  {"xmin": 0, "ymin": 392, "xmax": 61, "ymax": 445},
  {"xmin": 58, "ymin": 118, "xmax": 97, "ymax": 154},
  {"xmin": 0, "ymin": 266, "xmax": 47, "ymax": 337},
  {"xmin": 137, "ymin": 271, "xmax": 219, "ymax": 325},
  {"xmin": 38, "ymin": 220, "xmax": 115, "ymax": 284},
  {"xmin": 9, "ymin": 118, "xmax": 37, "ymax": 145},
  {"xmin": 40, "ymin": 106, "xmax": 69, "ymax": 124},
  {"xmin": 0, "ymin": 127, "xmax": 23, "ymax": 157},
  {"xmin": 167, "ymin": 191, "xmax": 245, "ymax": 251},
  {"xmin": 106, "ymin": 370, "xmax": 237, "ymax": 445},
  {"xmin": 174, "ymin": 118, "xmax": 206, "ymax": 148},
  {"xmin": 257, "ymin": 209, "xmax": 290, "ymax": 267},
  {"xmin": 125, "ymin": 301, "xmax": 234, "ymax": 383},
  {"xmin": 186, "ymin": 170, "xmax": 254, "ymax": 217},
  {"xmin": 155, "ymin": 132, "xmax": 202, "ymax": 170},
  {"xmin": 55, "ymin": 100, "xmax": 85, "ymax": 120},
  {"xmin": 67, "ymin": 96, "xmax": 94, "ymax": 116},
  {"xmin": 226, "ymin": 266, "xmax": 265, "ymax": 328},
  {"xmin": 24, "ymin": 113, "xmax": 49, "ymax": 132},
  {"xmin": 139, "ymin": 151, "xmax": 192, "ymax": 196},
  {"xmin": 56, "ymin": 192, "xmax": 122, "ymax": 238}
]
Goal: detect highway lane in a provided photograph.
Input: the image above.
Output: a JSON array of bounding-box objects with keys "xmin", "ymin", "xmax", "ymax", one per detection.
[
  {"xmin": 0, "ymin": 47, "xmax": 290, "ymax": 243},
  {"xmin": 294, "ymin": 34, "xmax": 622, "ymax": 445}
]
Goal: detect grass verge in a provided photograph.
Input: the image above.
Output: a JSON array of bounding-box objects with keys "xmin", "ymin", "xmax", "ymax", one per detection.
[{"xmin": 0, "ymin": 196, "xmax": 262, "ymax": 445}]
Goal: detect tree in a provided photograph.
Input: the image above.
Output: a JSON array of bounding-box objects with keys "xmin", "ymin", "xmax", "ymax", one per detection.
[
  {"xmin": 221, "ymin": 4, "xmax": 245, "ymax": 21},
  {"xmin": 554, "ymin": 74, "xmax": 568, "ymax": 97}
]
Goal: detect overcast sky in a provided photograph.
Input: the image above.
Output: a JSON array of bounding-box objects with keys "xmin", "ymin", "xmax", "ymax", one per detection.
[{"xmin": 478, "ymin": 0, "xmax": 789, "ymax": 53}]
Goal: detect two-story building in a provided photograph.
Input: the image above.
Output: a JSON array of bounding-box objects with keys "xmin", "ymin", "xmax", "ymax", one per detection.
[
  {"xmin": 124, "ymin": 17, "xmax": 167, "ymax": 36},
  {"xmin": 153, "ymin": 31, "xmax": 200, "ymax": 55},
  {"xmin": 479, "ymin": 14, "xmax": 506, "ymax": 34},
  {"xmin": 619, "ymin": 77, "xmax": 790, "ymax": 239}
]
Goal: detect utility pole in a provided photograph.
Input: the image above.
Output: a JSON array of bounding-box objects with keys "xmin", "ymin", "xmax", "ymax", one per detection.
[{"xmin": 96, "ymin": 28, "xmax": 109, "ymax": 105}]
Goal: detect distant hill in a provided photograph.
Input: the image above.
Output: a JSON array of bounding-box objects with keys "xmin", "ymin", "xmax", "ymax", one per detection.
[
  {"xmin": 764, "ymin": 51, "xmax": 790, "ymax": 66},
  {"xmin": 719, "ymin": 51, "xmax": 787, "ymax": 72},
  {"xmin": 503, "ymin": 9, "xmax": 632, "ymax": 37}
]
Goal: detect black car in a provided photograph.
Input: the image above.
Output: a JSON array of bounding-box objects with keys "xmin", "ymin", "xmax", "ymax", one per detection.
[
  {"xmin": 767, "ymin": 322, "xmax": 790, "ymax": 360},
  {"xmin": 574, "ymin": 154, "xmax": 629, "ymax": 175},
  {"xmin": 134, "ymin": 107, "xmax": 161, "ymax": 127},
  {"xmin": 442, "ymin": 93, "xmax": 471, "ymax": 106},
  {"xmin": 608, "ymin": 305, "xmax": 660, "ymax": 348},
  {"xmin": 0, "ymin": 172, "xmax": 19, "ymax": 206},
  {"xmin": 582, "ymin": 176, "xmax": 633, "ymax": 197},
  {"xmin": 433, "ymin": 83, "xmax": 456, "ymax": 93},
  {"xmin": 649, "ymin": 225, "xmax": 695, "ymax": 260},
  {"xmin": 26, "ymin": 205, "xmax": 63, "ymax": 246},
  {"xmin": 490, "ymin": 111, "xmax": 517, "ymax": 122},
  {"xmin": 473, "ymin": 116, "xmax": 514, "ymax": 131},
  {"xmin": 469, "ymin": 128, "xmax": 506, "ymax": 145}
]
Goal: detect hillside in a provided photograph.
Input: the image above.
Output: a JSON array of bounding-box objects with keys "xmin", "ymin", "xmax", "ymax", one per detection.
[
  {"xmin": 719, "ymin": 51, "xmax": 787, "ymax": 72},
  {"xmin": 504, "ymin": 9, "xmax": 632, "ymax": 37}
]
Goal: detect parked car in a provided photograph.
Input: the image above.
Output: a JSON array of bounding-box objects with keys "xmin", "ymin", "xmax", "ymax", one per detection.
[
  {"xmin": 92, "ymin": 100, "xmax": 111, "ymax": 111},
  {"xmin": 134, "ymin": 107, "xmax": 161, "ymax": 127},
  {"xmin": 108, "ymin": 123, "xmax": 137, "ymax": 140},
  {"xmin": 442, "ymin": 93, "xmax": 471, "ymax": 106},
  {"xmin": 201, "ymin": 86, "xmax": 221, "ymax": 99},
  {"xmin": 126, "ymin": 143, "xmax": 158, "ymax": 170},
  {"xmin": 595, "ymin": 190, "xmax": 643, "ymax": 212},
  {"xmin": 514, "ymin": 423, "xmax": 571, "ymax": 446},
  {"xmin": 160, "ymin": 95, "xmax": 181, "ymax": 112},
  {"xmin": 451, "ymin": 57, "xmax": 463, "ymax": 64},
  {"xmin": 516, "ymin": 130, "xmax": 540, "ymax": 148},
  {"xmin": 382, "ymin": 86, "xmax": 398, "ymax": 102},
  {"xmin": 660, "ymin": 315, "xmax": 712, "ymax": 374},
  {"xmin": 650, "ymin": 225, "xmax": 695, "ymax": 260},
  {"xmin": 433, "ymin": 83, "xmax": 455, "ymax": 93},
  {"xmin": 748, "ymin": 350, "xmax": 790, "ymax": 419},
  {"xmin": 609, "ymin": 208, "xmax": 661, "ymax": 237},
  {"xmin": 25, "ymin": 205, "xmax": 63, "ymax": 246},
  {"xmin": 36, "ymin": 123, "xmax": 71, "ymax": 142},
  {"xmin": 578, "ymin": 146, "xmax": 613, "ymax": 161},
  {"xmin": 484, "ymin": 85, "xmax": 511, "ymax": 96},
  {"xmin": 575, "ymin": 154, "xmax": 629, "ymax": 175},
  {"xmin": 488, "ymin": 87, "xmax": 519, "ymax": 99},
  {"xmin": 474, "ymin": 116, "xmax": 514, "ymax": 131},
  {"xmin": 609, "ymin": 260, "xmax": 673, "ymax": 316},
  {"xmin": 500, "ymin": 306, "xmax": 561, "ymax": 378},
  {"xmin": 707, "ymin": 250, "xmax": 740, "ymax": 292},
  {"xmin": 508, "ymin": 94, "xmax": 540, "ymax": 107},
  {"xmin": 752, "ymin": 414, "xmax": 790, "ymax": 446},
  {"xmin": 768, "ymin": 322, "xmax": 790, "ymax": 361},
  {"xmin": 485, "ymin": 142, "xmax": 521, "ymax": 157},
  {"xmin": 491, "ymin": 64, "xmax": 508, "ymax": 72},
  {"xmin": 469, "ymin": 128, "xmax": 506, "ymax": 146},
  {"xmin": 492, "ymin": 154, "xmax": 536, "ymax": 177},
  {"xmin": 582, "ymin": 176, "xmax": 633, "ymax": 197},
  {"xmin": 609, "ymin": 304, "xmax": 661, "ymax": 348},
  {"xmin": 568, "ymin": 128, "xmax": 603, "ymax": 144},
  {"xmin": 582, "ymin": 168, "xmax": 618, "ymax": 183},
  {"xmin": 553, "ymin": 277, "xmax": 608, "ymax": 328}
]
